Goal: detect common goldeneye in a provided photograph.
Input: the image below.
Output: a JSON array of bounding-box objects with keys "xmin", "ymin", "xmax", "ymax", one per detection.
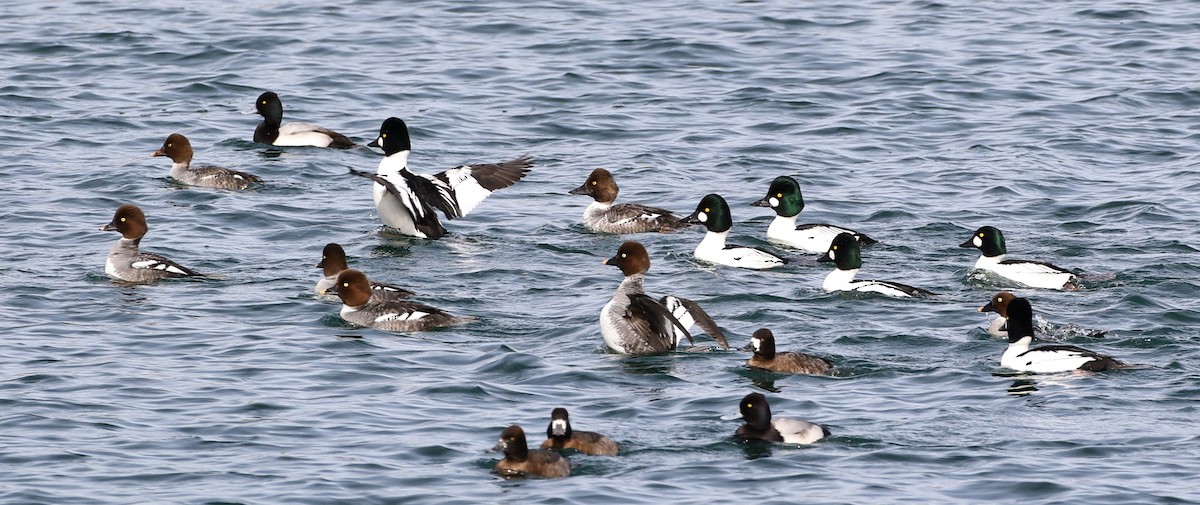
[
  {"xmin": 540, "ymin": 407, "xmax": 619, "ymax": 456},
  {"xmin": 152, "ymin": 133, "xmax": 262, "ymax": 190},
  {"xmin": 960, "ymin": 226, "xmax": 1079, "ymax": 290},
  {"xmin": 348, "ymin": 117, "xmax": 532, "ymax": 239},
  {"xmin": 741, "ymin": 328, "xmax": 833, "ymax": 375},
  {"xmin": 568, "ymin": 168, "xmax": 687, "ymax": 233},
  {"xmin": 491, "ymin": 425, "xmax": 570, "ymax": 479},
  {"xmin": 818, "ymin": 232, "xmax": 935, "ymax": 298},
  {"xmin": 682, "ymin": 193, "xmax": 788, "ymax": 270},
  {"xmin": 326, "ymin": 269, "xmax": 472, "ymax": 332},
  {"xmin": 999, "ymin": 297, "xmax": 1127, "ymax": 373},
  {"xmin": 100, "ymin": 204, "xmax": 204, "ymax": 283},
  {"xmin": 314, "ymin": 243, "xmax": 414, "ymax": 301},
  {"xmin": 600, "ymin": 241, "xmax": 730, "ymax": 354},
  {"xmin": 751, "ymin": 175, "xmax": 876, "ymax": 253},
  {"xmin": 980, "ymin": 291, "xmax": 1107, "ymax": 339},
  {"xmin": 253, "ymin": 91, "xmax": 355, "ymax": 148},
  {"xmin": 730, "ymin": 392, "xmax": 829, "ymax": 445}
]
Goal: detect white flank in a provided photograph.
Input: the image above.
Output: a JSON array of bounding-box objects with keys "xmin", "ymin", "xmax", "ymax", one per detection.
[{"xmin": 274, "ymin": 122, "xmax": 334, "ymax": 147}]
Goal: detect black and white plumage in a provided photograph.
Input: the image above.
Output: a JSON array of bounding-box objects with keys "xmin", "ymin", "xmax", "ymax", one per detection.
[
  {"xmin": 960, "ymin": 226, "xmax": 1079, "ymax": 290},
  {"xmin": 326, "ymin": 269, "xmax": 472, "ymax": 332},
  {"xmin": 682, "ymin": 193, "xmax": 788, "ymax": 270},
  {"xmin": 100, "ymin": 204, "xmax": 205, "ymax": 283},
  {"xmin": 999, "ymin": 297, "xmax": 1126, "ymax": 373},
  {"xmin": 600, "ymin": 241, "xmax": 729, "ymax": 354},
  {"xmin": 731, "ymin": 393, "xmax": 830, "ymax": 445},
  {"xmin": 252, "ymin": 91, "xmax": 355, "ymax": 148},
  {"xmin": 350, "ymin": 117, "xmax": 531, "ymax": 239},
  {"xmin": 751, "ymin": 175, "xmax": 876, "ymax": 253},
  {"xmin": 817, "ymin": 232, "xmax": 935, "ymax": 298},
  {"xmin": 314, "ymin": 243, "xmax": 414, "ymax": 301},
  {"xmin": 152, "ymin": 133, "xmax": 262, "ymax": 190},
  {"xmin": 568, "ymin": 168, "xmax": 687, "ymax": 233}
]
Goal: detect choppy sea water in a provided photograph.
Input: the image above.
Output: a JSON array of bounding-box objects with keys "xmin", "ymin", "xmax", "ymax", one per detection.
[{"xmin": 2, "ymin": 0, "xmax": 1199, "ymax": 503}]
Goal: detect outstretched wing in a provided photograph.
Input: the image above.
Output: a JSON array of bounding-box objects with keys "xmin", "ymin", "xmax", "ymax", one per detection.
[
  {"xmin": 661, "ymin": 296, "xmax": 729, "ymax": 349},
  {"xmin": 432, "ymin": 155, "xmax": 532, "ymax": 218},
  {"xmin": 625, "ymin": 293, "xmax": 691, "ymax": 352},
  {"xmin": 348, "ymin": 168, "xmax": 449, "ymax": 238}
]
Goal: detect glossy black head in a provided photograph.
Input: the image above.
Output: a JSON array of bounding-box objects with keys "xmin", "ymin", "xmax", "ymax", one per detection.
[
  {"xmin": 682, "ymin": 193, "xmax": 732, "ymax": 232},
  {"xmin": 317, "ymin": 243, "xmax": 349, "ymax": 275},
  {"xmin": 738, "ymin": 392, "xmax": 773, "ymax": 430},
  {"xmin": 960, "ymin": 226, "xmax": 1006, "ymax": 257},
  {"xmin": 751, "ymin": 176, "xmax": 805, "ymax": 218},
  {"xmin": 367, "ymin": 117, "xmax": 412, "ymax": 155},
  {"xmin": 255, "ymin": 91, "xmax": 284, "ymax": 125},
  {"xmin": 1004, "ymin": 297, "xmax": 1035, "ymax": 342},
  {"xmin": 817, "ymin": 232, "xmax": 863, "ymax": 270}
]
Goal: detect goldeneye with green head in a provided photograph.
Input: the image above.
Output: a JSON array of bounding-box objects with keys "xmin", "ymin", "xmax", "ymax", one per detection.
[
  {"xmin": 683, "ymin": 193, "xmax": 787, "ymax": 270},
  {"xmin": 751, "ymin": 175, "xmax": 875, "ymax": 253}
]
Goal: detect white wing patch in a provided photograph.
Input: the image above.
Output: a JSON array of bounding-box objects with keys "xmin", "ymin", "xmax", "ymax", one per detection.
[
  {"xmin": 375, "ymin": 311, "xmax": 429, "ymax": 323},
  {"xmin": 131, "ymin": 259, "xmax": 190, "ymax": 275},
  {"xmin": 439, "ymin": 166, "xmax": 492, "ymax": 217}
]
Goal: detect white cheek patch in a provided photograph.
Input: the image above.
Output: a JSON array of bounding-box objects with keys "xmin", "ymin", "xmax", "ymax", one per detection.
[
  {"xmin": 698, "ymin": 212, "xmax": 708, "ymax": 223},
  {"xmin": 827, "ymin": 250, "xmax": 836, "ymax": 261},
  {"xmin": 973, "ymin": 236, "xmax": 982, "ymax": 247},
  {"xmin": 551, "ymin": 419, "xmax": 568, "ymax": 433},
  {"xmin": 768, "ymin": 197, "xmax": 779, "ymax": 207},
  {"xmin": 750, "ymin": 337, "xmax": 761, "ymax": 351},
  {"xmin": 377, "ymin": 136, "xmax": 385, "ymax": 146},
  {"xmin": 376, "ymin": 311, "xmax": 429, "ymax": 323}
]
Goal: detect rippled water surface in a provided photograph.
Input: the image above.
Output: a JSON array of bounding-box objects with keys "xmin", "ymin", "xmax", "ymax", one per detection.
[{"xmin": 3, "ymin": 0, "xmax": 1199, "ymax": 503}]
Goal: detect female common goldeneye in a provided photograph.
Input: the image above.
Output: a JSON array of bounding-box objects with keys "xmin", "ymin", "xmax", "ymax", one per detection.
[
  {"xmin": 348, "ymin": 117, "xmax": 532, "ymax": 239},
  {"xmin": 741, "ymin": 328, "xmax": 833, "ymax": 375},
  {"xmin": 730, "ymin": 392, "xmax": 829, "ymax": 445},
  {"xmin": 979, "ymin": 291, "xmax": 1107, "ymax": 339},
  {"xmin": 540, "ymin": 407, "xmax": 619, "ymax": 456},
  {"xmin": 326, "ymin": 269, "xmax": 472, "ymax": 332},
  {"xmin": 818, "ymin": 232, "xmax": 935, "ymax": 298},
  {"xmin": 314, "ymin": 243, "xmax": 414, "ymax": 301},
  {"xmin": 682, "ymin": 193, "xmax": 787, "ymax": 270},
  {"xmin": 100, "ymin": 204, "xmax": 204, "ymax": 283},
  {"xmin": 601, "ymin": 241, "xmax": 730, "ymax": 354},
  {"xmin": 959, "ymin": 226, "xmax": 1079, "ymax": 290},
  {"xmin": 253, "ymin": 91, "xmax": 355, "ymax": 149},
  {"xmin": 491, "ymin": 425, "xmax": 570, "ymax": 479},
  {"xmin": 568, "ymin": 168, "xmax": 687, "ymax": 233},
  {"xmin": 999, "ymin": 297, "xmax": 1127, "ymax": 373},
  {"xmin": 152, "ymin": 133, "xmax": 262, "ymax": 190},
  {"xmin": 751, "ymin": 175, "xmax": 876, "ymax": 253}
]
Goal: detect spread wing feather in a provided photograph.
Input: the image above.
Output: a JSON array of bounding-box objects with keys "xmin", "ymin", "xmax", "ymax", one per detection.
[
  {"xmin": 625, "ymin": 293, "xmax": 691, "ymax": 352},
  {"xmin": 661, "ymin": 296, "xmax": 729, "ymax": 349},
  {"xmin": 348, "ymin": 168, "xmax": 449, "ymax": 238}
]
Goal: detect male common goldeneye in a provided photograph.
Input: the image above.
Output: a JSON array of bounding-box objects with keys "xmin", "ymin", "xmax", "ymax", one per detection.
[
  {"xmin": 600, "ymin": 241, "xmax": 730, "ymax": 354},
  {"xmin": 751, "ymin": 175, "xmax": 876, "ymax": 253},
  {"xmin": 100, "ymin": 204, "xmax": 204, "ymax": 283},
  {"xmin": 326, "ymin": 269, "xmax": 472, "ymax": 332},
  {"xmin": 314, "ymin": 243, "xmax": 414, "ymax": 301},
  {"xmin": 959, "ymin": 226, "xmax": 1079, "ymax": 290},
  {"xmin": 568, "ymin": 168, "xmax": 687, "ymax": 233},
  {"xmin": 491, "ymin": 425, "xmax": 570, "ymax": 479},
  {"xmin": 979, "ymin": 291, "xmax": 1107, "ymax": 339},
  {"xmin": 540, "ymin": 407, "xmax": 619, "ymax": 456},
  {"xmin": 682, "ymin": 193, "xmax": 787, "ymax": 270},
  {"xmin": 999, "ymin": 297, "xmax": 1126, "ymax": 373},
  {"xmin": 152, "ymin": 133, "xmax": 262, "ymax": 190},
  {"xmin": 730, "ymin": 392, "xmax": 829, "ymax": 445},
  {"xmin": 818, "ymin": 232, "xmax": 935, "ymax": 298},
  {"xmin": 741, "ymin": 328, "xmax": 833, "ymax": 375},
  {"xmin": 253, "ymin": 91, "xmax": 355, "ymax": 148},
  {"xmin": 348, "ymin": 117, "xmax": 532, "ymax": 239}
]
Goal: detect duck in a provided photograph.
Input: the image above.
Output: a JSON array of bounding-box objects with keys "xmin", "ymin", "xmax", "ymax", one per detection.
[
  {"xmin": 682, "ymin": 193, "xmax": 787, "ymax": 270},
  {"xmin": 600, "ymin": 241, "xmax": 730, "ymax": 354},
  {"xmin": 751, "ymin": 175, "xmax": 876, "ymax": 253},
  {"xmin": 314, "ymin": 243, "xmax": 414, "ymax": 301},
  {"xmin": 540, "ymin": 408, "xmax": 619, "ymax": 456},
  {"xmin": 348, "ymin": 117, "xmax": 532, "ymax": 239},
  {"xmin": 568, "ymin": 168, "xmax": 688, "ymax": 233},
  {"xmin": 151, "ymin": 133, "xmax": 262, "ymax": 190},
  {"xmin": 100, "ymin": 204, "xmax": 205, "ymax": 283},
  {"xmin": 491, "ymin": 425, "xmax": 570, "ymax": 479},
  {"xmin": 731, "ymin": 392, "xmax": 829, "ymax": 445},
  {"xmin": 998, "ymin": 297, "xmax": 1127, "ymax": 373},
  {"xmin": 959, "ymin": 226, "xmax": 1079, "ymax": 290},
  {"xmin": 741, "ymin": 328, "xmax": 833, "ymax": 375},
  {"xmin": 979, "ymin": 291, "xmax": 1107, "ymax": 339},
  {"xmin": 252, "ymin": 91, "xmax": 355, "ymax": 148},
  {"xmin": 325, "ymin": 269, "xmax": 472, "ymax": 332},
  {"xmin": 818, "ymin": 232, "xmax": 935, "ymax": 298}
]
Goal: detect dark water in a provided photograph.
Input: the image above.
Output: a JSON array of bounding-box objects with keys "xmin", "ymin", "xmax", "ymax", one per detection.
[{"xmin": 2, "ymin": 0, "xmax": 1199, "ymax": 503}]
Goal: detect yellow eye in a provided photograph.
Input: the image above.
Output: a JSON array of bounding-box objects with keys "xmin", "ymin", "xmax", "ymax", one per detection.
[
  {"xmin": 381, "ymin": 133, "xmax": 387, "ymax": 139},
  {"xmin": 776, "ymin": 193, "xmax": 782, "ymax": 198},
  {"xmin": 167, "ymin": 143, "xmax": 172, "ymax": 148},
  {"xmin": 620, "ymin": 253, "xmax": 627, "ymax": 258},
  {"xmin": 342, "ymin": 282, "xmax": 349, "ymax": 287},
  {"xmin": 591, "ymin": 181, "xmax": 597, "ymax": 185},
  {"xmin": 120, "ymin": 217, "xmax": 126, "ymax": 222},
  {"xmin": 832, "ymin": 245, "xmax": 838, "ymax": 251},
  {"xmin": 978, "ymin": 233, "xmax": 984, "ymax": 237},
  {"xmin": 746, "ymin": 403, "xmax": 753, "ymax": 408},
  {"xmin": 261, "ymin": 100, "xmax": 266, "ymax": 105},
  {"xmin": 703, "ymin": 208, "xmax": 710, "ymax": 213}
]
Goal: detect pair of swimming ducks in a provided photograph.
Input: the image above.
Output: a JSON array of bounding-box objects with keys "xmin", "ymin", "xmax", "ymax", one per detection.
[{"xmin": 491, "ymin": 393, "xmax": 829, "ymax": 479}]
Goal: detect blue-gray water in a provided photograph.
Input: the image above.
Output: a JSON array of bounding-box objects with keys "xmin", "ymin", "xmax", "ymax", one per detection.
[{"xmin": 3, "ymin": 0, "xmax": 1199, "ymax": 503}]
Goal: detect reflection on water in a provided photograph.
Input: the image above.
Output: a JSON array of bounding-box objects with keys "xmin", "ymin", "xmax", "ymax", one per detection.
[{"xmin": 1007, "ymin": 379, "xmax": 1039, "ymax": 396}]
